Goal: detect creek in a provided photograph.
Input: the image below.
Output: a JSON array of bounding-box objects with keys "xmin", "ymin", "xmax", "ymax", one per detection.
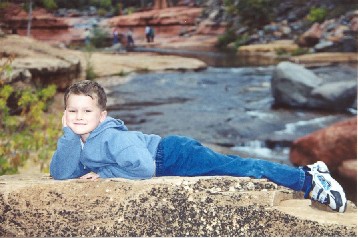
[{"xmin": 103, "ymin": 49, "xmax": 356, "ymax": 165}]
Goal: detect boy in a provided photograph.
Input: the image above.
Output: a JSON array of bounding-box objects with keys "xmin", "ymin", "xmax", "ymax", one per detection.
[{"xmin": 50, "ymin": 80, "xmax": 347, "ymax": 213}]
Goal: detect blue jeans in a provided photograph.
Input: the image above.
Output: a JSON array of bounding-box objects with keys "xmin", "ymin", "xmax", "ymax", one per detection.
[{"xmin": 155, "ymin": 135, "xmax": 306, "ymax": 191}]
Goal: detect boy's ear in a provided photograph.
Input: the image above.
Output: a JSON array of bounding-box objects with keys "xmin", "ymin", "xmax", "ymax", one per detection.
[{"xmin": 100, "ymin": 110, "xmax": 107, "ymax": 122}]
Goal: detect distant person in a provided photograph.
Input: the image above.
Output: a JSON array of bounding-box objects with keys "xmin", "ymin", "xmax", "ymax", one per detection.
[
  {"xmin": 126, "ymin": 28, "xmax": 135, "ymax": 47},
  {"xmin": 84, "ymin": 28, "xmax": 90, "ymax": 46},
  {"xmin": 149, "ymin": 26, "xmax": 155, "ymax": 42},
  {"xmin": 112, "ymin": 28, "xmax": 119, "ymax": 45},
  {"xmin": 145, "ymin": 25, "xmax": 151, "ymax": 43},
  {"xmin": 50, "ymin": 80, "xmax": 348, "ymax": 214}
]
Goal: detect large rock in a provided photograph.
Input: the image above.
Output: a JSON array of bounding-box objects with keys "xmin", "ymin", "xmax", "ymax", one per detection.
[
  {"xmin": 271, "ymin": 61, "xmax": 322, "ymax": 107},
  {"xmin": 290, "ymin": 117, "xmax": 357, "ymax": 171},
  {"xmin": 1, "ymin": 35, "xmax": 81, "ymax": 90},
  {"xmin": 271, "ymin": 61, "xmax": 357, "ymax": 111},
  {"xmin": 0, "ymin": 175, "xmax": 356, "ymax": 237},
  {"xmin": 310, "ymin": 81, "xmax": 357, "ymax": 110}
]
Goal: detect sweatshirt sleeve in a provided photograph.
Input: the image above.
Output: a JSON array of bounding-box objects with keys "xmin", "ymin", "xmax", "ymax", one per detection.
[
  {"xmin": 97, "ymin": 133, "xmax": 156, "ymax": 179},
  {"xmin": 50, "ymin": 127, "xmax": 91, "ymax": 180}
]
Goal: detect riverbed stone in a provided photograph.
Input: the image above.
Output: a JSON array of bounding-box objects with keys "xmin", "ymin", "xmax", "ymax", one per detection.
[
  {"xmin": 271, "ymin": 61, "xmax": 322, "ymax": 107},
  {"xmin": 309, "ymin": 81, "xmax": 357, "ymax": 111},
  {"xmin": 0, "ymin": 174, "xmax": 356, "ymax": 237},
  {"xmin": 271, "ymin": 61, "xmax": 357, "ymax": 111}
]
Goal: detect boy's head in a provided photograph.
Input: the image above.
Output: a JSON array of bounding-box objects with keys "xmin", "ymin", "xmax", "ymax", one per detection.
[{"xmin": 64, "ymin": 80, "xmax": 107, "ymax": 111}]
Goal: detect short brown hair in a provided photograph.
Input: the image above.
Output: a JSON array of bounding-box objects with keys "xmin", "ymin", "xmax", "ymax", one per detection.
[{"xmin": 64, "ymin": 80, "xmax": 107, "ymax": 110}]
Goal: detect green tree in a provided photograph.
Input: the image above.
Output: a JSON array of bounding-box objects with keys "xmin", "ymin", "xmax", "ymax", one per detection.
[
  {"xmin": 42, "ymin": 0, "xmax": 57, "ymax": 11},
  {"xmin": 307, "ymin": 7, "xmax": 327, "ymax": 23}
]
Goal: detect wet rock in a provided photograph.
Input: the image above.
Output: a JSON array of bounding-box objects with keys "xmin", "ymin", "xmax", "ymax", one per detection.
[{"xmin": 0, "ymin": 175, "xmax": 356, "ymax": 237}]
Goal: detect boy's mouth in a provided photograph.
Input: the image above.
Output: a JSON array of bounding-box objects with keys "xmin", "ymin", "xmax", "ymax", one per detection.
[{"xmin": 74, "ymin": 123, "xmax": 87, "ymax": 125}]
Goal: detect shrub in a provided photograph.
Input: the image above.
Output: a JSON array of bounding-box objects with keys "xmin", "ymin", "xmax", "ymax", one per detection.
[
  {"xmin": 42, "ymin": 0, "xmax": 57, "ymax": 11},
  {"xmin": 307, "ymin": 7, "xmax": 327, "ymax": 23},
  {"xmin": 0, "ymin": 84, "xmax": 61, "ymax": 175},
  {"xmin": 84, "ymin": 45, "xmax": 97, "ymax": 80},
  {"xmin": 90, "ymin": 27, "xmax": 110, "ymax": 48},
  {"xmin": 217, "ymin": 28, "xmax": 237, "ymax": 49}
]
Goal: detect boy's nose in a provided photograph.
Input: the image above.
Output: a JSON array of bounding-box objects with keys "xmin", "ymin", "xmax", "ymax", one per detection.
[{"xmin": 76, "ymin": 112, "xmax": 84, "ymax": 120}]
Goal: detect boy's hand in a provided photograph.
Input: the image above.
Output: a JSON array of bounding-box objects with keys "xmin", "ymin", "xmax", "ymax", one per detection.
[
  {"xmin": 62, "ymin": 110, "xmax": 67, "ymax": 128},
  {"xmin": 80, "ymin": 172, "xmax": 100, "ymax": 181}
]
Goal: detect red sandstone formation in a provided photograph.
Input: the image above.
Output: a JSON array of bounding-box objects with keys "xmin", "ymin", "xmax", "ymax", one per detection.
[
  {"xmin": 290, "ymin": 117, "xmax": 357, "ymax": 174},
  {"xmin": 1, "ymin": 3, "xmax": 70, "ymax": 42},
  {"xmin": 108, "ymin": 7, "xmax": 203, "ymax": 37}
]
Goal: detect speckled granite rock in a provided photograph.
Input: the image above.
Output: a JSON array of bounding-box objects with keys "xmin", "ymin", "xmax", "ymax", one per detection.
[{"xmin": 0, "ymin": 175, "xmax": 356, "ymax": 237}]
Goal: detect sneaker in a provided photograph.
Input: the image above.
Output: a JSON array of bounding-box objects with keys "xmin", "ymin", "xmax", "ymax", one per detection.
[{"xmin": 304, "ymin": 161, "xmax": 347, "ymax": 213}]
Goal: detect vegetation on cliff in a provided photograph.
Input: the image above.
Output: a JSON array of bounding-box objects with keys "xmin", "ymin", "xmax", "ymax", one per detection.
[
  {"xmin": 0, "ymin": 56, "xmax": 60, "ymax": 175},
  {"xmin": 218, "ymin": 0, "xmax": 358, "ymax": 49}
]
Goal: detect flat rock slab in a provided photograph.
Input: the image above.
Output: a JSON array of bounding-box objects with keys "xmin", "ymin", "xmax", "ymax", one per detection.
[{"xmin": 0, "ymin": 175, "xmax": 356, "ymax": 237}]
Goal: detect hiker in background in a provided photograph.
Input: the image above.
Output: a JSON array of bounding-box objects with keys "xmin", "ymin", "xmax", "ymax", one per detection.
[
  {"xmin": 112, "ymin": 28, "xmax": 119, "ymax": 45},
  {"xmin": 149, "ymin": 26, "xmax": 155, "ymax": 42},
  {"xmin": 145, "ymin": 25, "xmax": 151, "ymax": 43},
  {"xmin": 126, "ymin": 28, "xmax": 135, "ymax": 47}
]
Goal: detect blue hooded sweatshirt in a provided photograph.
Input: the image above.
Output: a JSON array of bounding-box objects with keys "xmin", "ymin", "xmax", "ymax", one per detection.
[{"xmin": 50, "ymin": 116, "xmax": 161, "ymax": 180}]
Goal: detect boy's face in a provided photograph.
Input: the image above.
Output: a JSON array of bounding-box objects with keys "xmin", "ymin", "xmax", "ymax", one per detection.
[{"xmin": 65, "ymin": 94, "xmax": 107, "ymax": 142}]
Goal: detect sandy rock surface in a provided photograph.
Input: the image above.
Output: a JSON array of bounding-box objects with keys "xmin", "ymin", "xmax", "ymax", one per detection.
[
  {"xmin": 0, "ymin": 174, "xmax": 356, "ymax": 237},
  {"xmin": 1, "ymin": 35, "xmax": 207, "ymax": 89}
]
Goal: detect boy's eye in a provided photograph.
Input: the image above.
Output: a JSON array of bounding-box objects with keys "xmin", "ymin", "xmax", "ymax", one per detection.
[
  {"xmin": 68, "ymin": 110, "xmax": 76, "ymax": 113},
  {"xmin": 85, "ymin": 110, "xmax": 92, "ymax": 113}
]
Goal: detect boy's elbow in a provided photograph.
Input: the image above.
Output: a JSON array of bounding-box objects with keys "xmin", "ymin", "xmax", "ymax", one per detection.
[
  {"xmin": 50, "ymin": 171, "xmax": 72, "ymax": 180},
  {"xmin": 50, "ymin": 167, "xmax": 79, "ymax": 180}
]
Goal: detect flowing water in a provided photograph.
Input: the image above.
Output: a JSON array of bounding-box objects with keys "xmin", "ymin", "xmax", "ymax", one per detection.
[{"xmin": 102, "ymin": 53, "xmax": 356, "ymax": 165}]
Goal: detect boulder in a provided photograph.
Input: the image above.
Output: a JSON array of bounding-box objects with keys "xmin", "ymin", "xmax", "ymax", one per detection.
[
  {"xmin": 0, "ymin": 175, "xmax": 356, "ymax": 237},
  {"xmin": 309, "ymin": 81, "xmax": 357, "ymax": 111},
  {"xmin": 271, "ymin": 61, "xmax": 357, "ymax": 111},
  {"xmin": 298, "ymin": 23, "xmax": 322, "ymax": 47},
  {"xmin": 271, "ymin": 61, "xmax": 322, "ymax": 107},
  {"xmin": 290, "ymin": 117, "xmax": 357, "ymax": 171}
]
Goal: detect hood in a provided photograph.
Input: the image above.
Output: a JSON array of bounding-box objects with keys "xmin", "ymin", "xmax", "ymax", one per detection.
[{"xmin": 88, "ymin": 116, "xmax": 128, "ymax": 140}]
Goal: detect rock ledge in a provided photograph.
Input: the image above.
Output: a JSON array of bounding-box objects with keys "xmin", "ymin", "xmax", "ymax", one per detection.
[{"xmin": 0, "ymin": 174, "xmax": 356, "ymax": 237}]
